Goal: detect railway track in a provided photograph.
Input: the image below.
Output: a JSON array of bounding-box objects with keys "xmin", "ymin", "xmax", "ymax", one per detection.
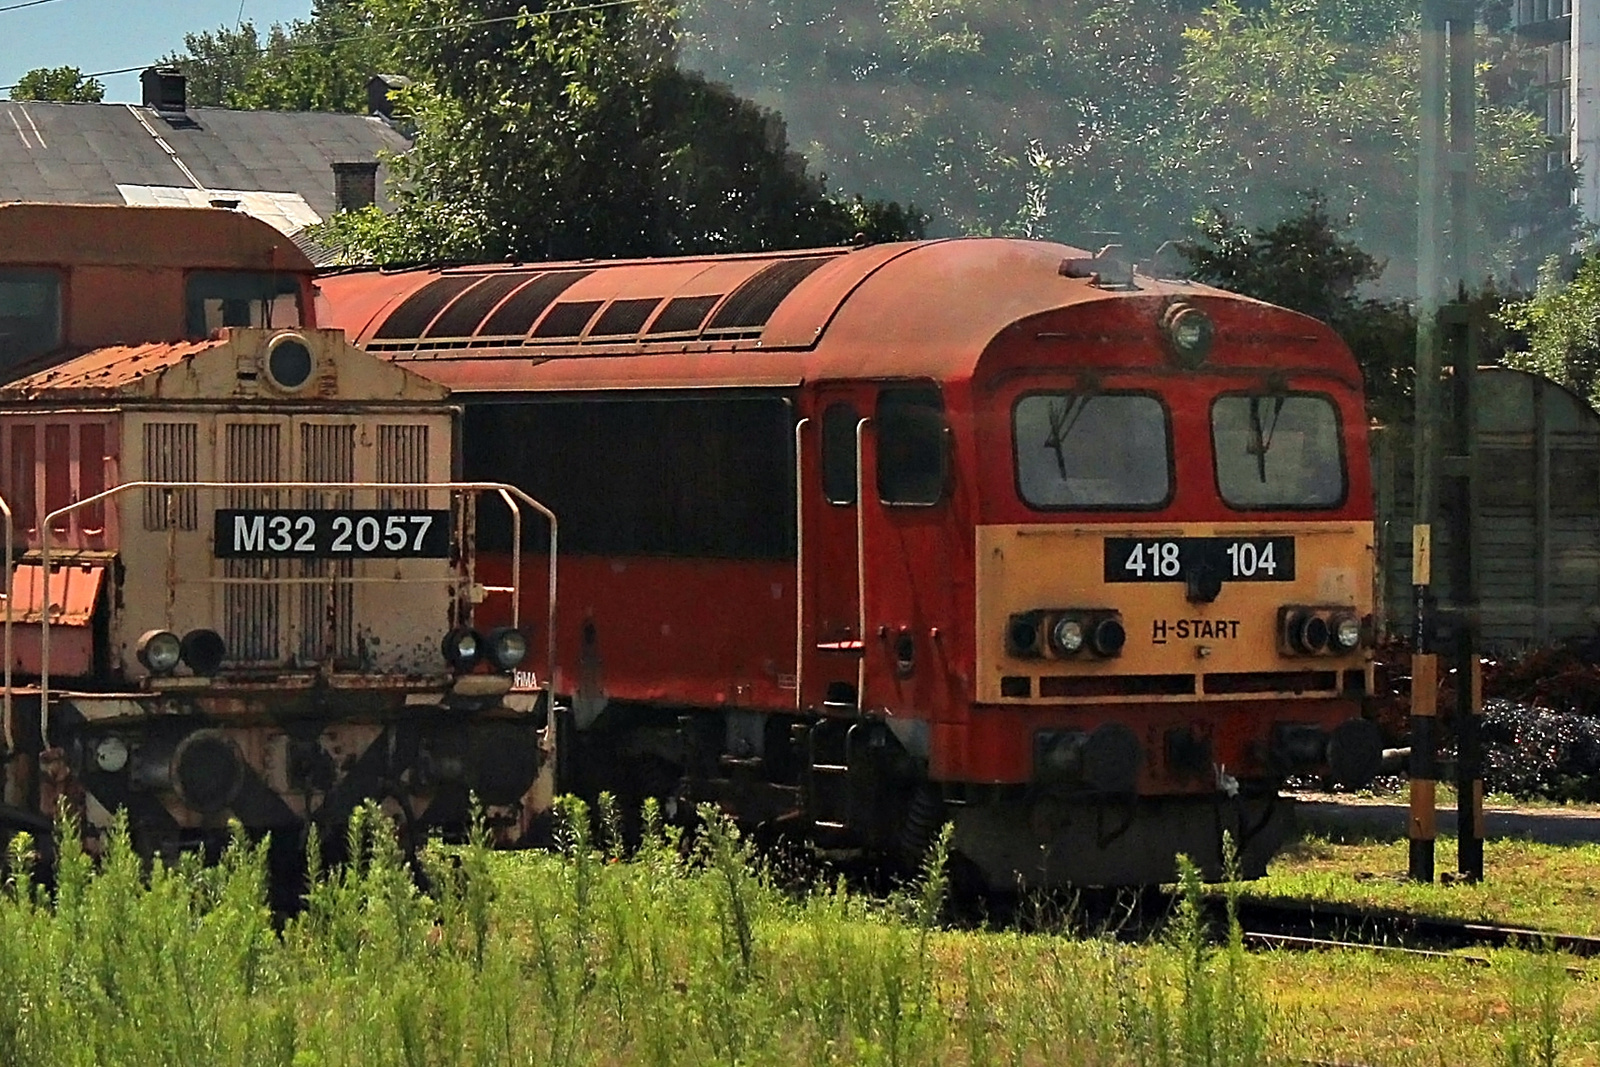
[{"xmin": 1224, "ymin": 897, "xmax": 1600, "ymax": 962}]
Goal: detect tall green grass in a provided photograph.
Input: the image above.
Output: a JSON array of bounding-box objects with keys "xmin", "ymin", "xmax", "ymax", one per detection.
[{"xmin": 0, "ymin": 801, "xmax": 1299, "ymax": 1067}]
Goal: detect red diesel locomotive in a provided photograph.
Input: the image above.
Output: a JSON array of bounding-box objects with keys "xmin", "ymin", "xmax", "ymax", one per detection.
[{"xmin": 319, "ymin": 238, "xmax": 1382, "ymax": 886}]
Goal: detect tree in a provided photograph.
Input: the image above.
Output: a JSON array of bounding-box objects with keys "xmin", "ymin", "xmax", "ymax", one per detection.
[
  {"xmin": 9, "ymin": 66, "xmax": 105, "ymax": 102},
  {"xmin": 1170, "ymin": 0, "xmax": 1549, "ymax": 282},
  {"xmin": 681, "ymin": 0, "xmax": 1562, "ymax": 282},
  {"xmin": 681, "ymin": 0, "xmax": 1187, "ymax": 248},
  {"xmin": 1179, "ymin": 197, "xmax": 1416, "ymax": 420},
  {"xmin": 1500, "ymin": 251, "xmax": 1600, "ymax": 407},
  {"xmin": 309, "ymin": 0, "xmax": 921, "ymax": 263},
  {"xmin": 165, "ymin": 0, "xmax": 390, "ymax": 112}
]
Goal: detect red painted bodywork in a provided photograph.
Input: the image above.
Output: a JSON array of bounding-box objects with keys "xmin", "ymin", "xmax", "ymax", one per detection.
[{"xmin": 319, "ymin": 239, "xmax": 1374, "ymax": 792}]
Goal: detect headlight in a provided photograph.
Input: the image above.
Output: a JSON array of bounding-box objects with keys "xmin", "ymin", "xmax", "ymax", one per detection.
[
  {"xmin": 1160, "ymin": 301, "xmax": 1214, "ymax": 366},
  {"xmin": 1333, "ymin": 614, "xmax": 1361, "ymax": 650},
  {"xmin": 486, "ymin": 627, "xmax": 528, "ymax": 671},
  {"xmin": 94, "ymin": 736, "xmax": 129, "ymax": 774},
  {"xmin": 442, "ymin": 627, "xmax": 482, "ymax": 670},
  {"xmin": 1050, "ymin": 617, "xmax": 1084, "ymax": 655},
  {"xmin": 137, "ymin": 629, "xmax": 182, "ymax": 674}
]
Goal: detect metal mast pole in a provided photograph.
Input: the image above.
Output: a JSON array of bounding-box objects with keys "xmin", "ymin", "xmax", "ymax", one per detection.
[{"xmin": 1411, "ymin": 0, "xmax": 1481, "ymax": 883}]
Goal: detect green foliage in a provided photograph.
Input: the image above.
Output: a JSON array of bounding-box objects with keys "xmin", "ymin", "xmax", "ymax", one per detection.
[
  {"xmin": 165, "ymin": 0, "xmax": 391, "ymax": 111},
  {"xmin": 1500, "ymin": 250, "xmax": 1600, "ymax": 407},
  {"xmin": 9, "ymin": 66, "xmax": 105, "ymax": 103},
  {"xmin": 1179, "ymin": 196, "xmax": 1417, "ymax": 420},
  {"xmin": 307, "ymin": 0, "xmax": 921, "ymax": 264},
  {"xmin": 684, "ymin": 0, "xmax": 1567, "ymax": 279}
]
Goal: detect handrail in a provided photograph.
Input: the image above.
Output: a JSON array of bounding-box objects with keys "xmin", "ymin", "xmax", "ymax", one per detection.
[
  {"xmin": 0, "ymin": 494, "xmax": 12, "ymax": 755},
  {"xmin": 793, "ymin": 417, "xmax": 809, "ymax": 712},
  {"xmin": 38, "ymin": 479, "xmax": 557, "ymax": 747},
  {"xmin": 854, "ymin": 418, "xmax": 871, "ymax": 710}
]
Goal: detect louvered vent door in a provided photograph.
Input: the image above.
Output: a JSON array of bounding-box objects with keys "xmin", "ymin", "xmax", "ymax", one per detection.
[
  {"xmin": 224, "ymin": 423, "xmax": 284, "ymax": 663},
  {"xmin": 299, "ymin": 423, "xmax": 356, "ymax": 665},
  {"xmin": 376, "ymin": 424, "xmax": 428, "ymax": 508}
]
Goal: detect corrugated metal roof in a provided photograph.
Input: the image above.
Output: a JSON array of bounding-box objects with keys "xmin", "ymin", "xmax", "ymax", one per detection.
[{"xmin": 0, "ymin": 338, "xmax": 227, "ymax": 398}]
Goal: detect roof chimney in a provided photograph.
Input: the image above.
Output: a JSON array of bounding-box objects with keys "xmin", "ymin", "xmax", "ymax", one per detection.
[
  {"xmin": 140, "ymin": 67, "xmax": 186, "ymax": 112},
  {"xmin": 366, "ymin": 73, "xmax": 411, "ymax": 118},
  {"xmin": 332, "ymin": 161, "xmax": 379, "ymax": 213}
]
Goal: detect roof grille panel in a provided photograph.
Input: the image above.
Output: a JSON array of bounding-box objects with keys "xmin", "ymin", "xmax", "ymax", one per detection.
[
  {"xmin": 647, "ymin": 295, "xmax": 722, "ymax": 334},
  {"xmin": 424, "ymin": 273, "xmax": 536, "ymax": 338},
  {"xmin": 533, "ymin": 300, "xmax": 604, "ymax": 338},
  {"xmin": 589, "ymin": 297, "xmax": 663, "ymax": 337},
  {"xmin": 706, "ymin": 257, "xmax": 831, "ymax": 331},
  {"xmin": 372, "ymin": 276, "xmax": 480, "ymax": 339},
  {"xmin": 479, "ymin": 270, "xmax": 592, "ymax": 337}
]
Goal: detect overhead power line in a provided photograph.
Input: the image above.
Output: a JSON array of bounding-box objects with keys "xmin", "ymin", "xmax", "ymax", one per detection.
[
  {"xmin": 0, "ymin": 0, "xmax": 76, "ymax": 14},
  {"xmin": 0, "ymin": 0, "xmax": 643, "ymax": 93}
]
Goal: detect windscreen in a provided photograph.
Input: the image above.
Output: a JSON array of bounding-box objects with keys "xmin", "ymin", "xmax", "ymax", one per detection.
[
  {"xmin": 186, "ymin": 271, "xmax": 303, "ymax": 337},
  {"xmin": 1211, "ymin": 394, "xmax": 1345, "ymax": 508},
  {"xmin": 1013, "ymin": 393, "xmax": 1170, "ymax": 508}
]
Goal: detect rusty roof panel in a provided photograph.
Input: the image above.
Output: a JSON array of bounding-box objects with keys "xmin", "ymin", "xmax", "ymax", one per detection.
[
  {"xmin": 0, "ymin": 338, "xmax": 229, "ymax": 397},
  {"xmin": 319, "ymin": 239, "xmax": 1354, "ymax": 395}
]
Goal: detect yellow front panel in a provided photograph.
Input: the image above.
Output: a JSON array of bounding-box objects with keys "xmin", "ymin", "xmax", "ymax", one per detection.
[{"xmin": 975, "ymin": 521, "xmax": 1374, "ymax": 703}]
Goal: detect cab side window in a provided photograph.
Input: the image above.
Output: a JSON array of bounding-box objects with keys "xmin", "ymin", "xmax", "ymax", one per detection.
[
  {"xmin": 821, "ymin": 402, "xmax": 859, "ymax": 505},
  {"xmin": 0, "ymin": 269, "xmax": 62, "ymax": 373},
  {"xmin": 877, "ymin": 386, "xmax": 947, "ymax": 505}
]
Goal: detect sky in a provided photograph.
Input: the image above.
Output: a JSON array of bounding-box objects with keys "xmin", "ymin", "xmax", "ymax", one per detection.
[{"xmin": 1, "ymin": 0, "xmax": 314, "ymax": 101}]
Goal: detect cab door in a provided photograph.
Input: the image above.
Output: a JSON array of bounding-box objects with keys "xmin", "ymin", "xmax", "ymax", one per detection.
[{"xmin": 798, "ymin": 384, "xmax": 873, "ymax": 712}]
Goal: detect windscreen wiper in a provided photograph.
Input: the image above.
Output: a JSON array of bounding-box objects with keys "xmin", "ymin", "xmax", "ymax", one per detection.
[{"xmin": 1247, "ymin": 395, "xmax": 1285, "ymax": 483}]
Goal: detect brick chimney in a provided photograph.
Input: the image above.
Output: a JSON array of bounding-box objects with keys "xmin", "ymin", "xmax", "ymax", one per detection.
[
  {"xmin": 332, "ymin": 161, "xmax": 379, "ymax": 212},
  {"xmin": 140, "ymin": 67, "xmax": 186, "ymax": 112},
  {"xmin": 366, "ymin": 74, "xmax": 411, "ymax": 118}
]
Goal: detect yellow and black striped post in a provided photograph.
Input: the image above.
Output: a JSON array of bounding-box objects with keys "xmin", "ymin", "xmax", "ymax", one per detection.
[{"xmin": 1409, "ymin": 524, "xmax": 1436, "ymax": 883}]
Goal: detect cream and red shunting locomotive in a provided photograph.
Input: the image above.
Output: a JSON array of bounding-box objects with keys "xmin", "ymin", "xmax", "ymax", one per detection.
[
  {"xmin": 319, "ymin": 238, "xmax": 1384, "ymax": 887},
  {"xmin": 0, "ymin": 204, "xmax": 550, "ymax": 855}
]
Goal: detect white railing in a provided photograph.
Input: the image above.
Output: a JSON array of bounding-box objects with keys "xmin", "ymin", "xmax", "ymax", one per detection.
[{"xmin": 37, "ymin": 480, "xmax": 556, "ymax": 746}]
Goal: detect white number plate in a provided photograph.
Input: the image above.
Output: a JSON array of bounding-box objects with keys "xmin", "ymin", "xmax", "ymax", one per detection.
[{"xmin": 213, "ymin": 509, "xmax": 452, "ymax": 559}]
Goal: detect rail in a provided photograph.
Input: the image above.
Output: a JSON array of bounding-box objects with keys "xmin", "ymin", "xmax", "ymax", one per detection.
[{"xmin": 38, "ymin": 480, "xmax": 557, "ymax": 747}]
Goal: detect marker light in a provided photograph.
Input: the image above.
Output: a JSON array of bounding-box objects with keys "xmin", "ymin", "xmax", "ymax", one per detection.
[
  {"xmin": 137, "ymin": 629, "xmax": 182, "ymax": 674},
  {"xmin": 486, "ymin": 627, "xmax": 528, "ymax": 671},
  {"xmin": 1050, "ymin": 617, "xmax": 1084, "ymax": 655},
  {"xmin": 442, "ymin": 627, "xmax": 483, "ymax": 670},
  {"xmin": 1333, "ymin": 614, "xmax": 1362, "ymax": 650},
  {"xmin": 181, "ymin": 629, "xmax": 227, "ymax": 675},
  {"xmin": 1089, "ymin": 617, "xmax": 1127, "ymax": 658}
]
